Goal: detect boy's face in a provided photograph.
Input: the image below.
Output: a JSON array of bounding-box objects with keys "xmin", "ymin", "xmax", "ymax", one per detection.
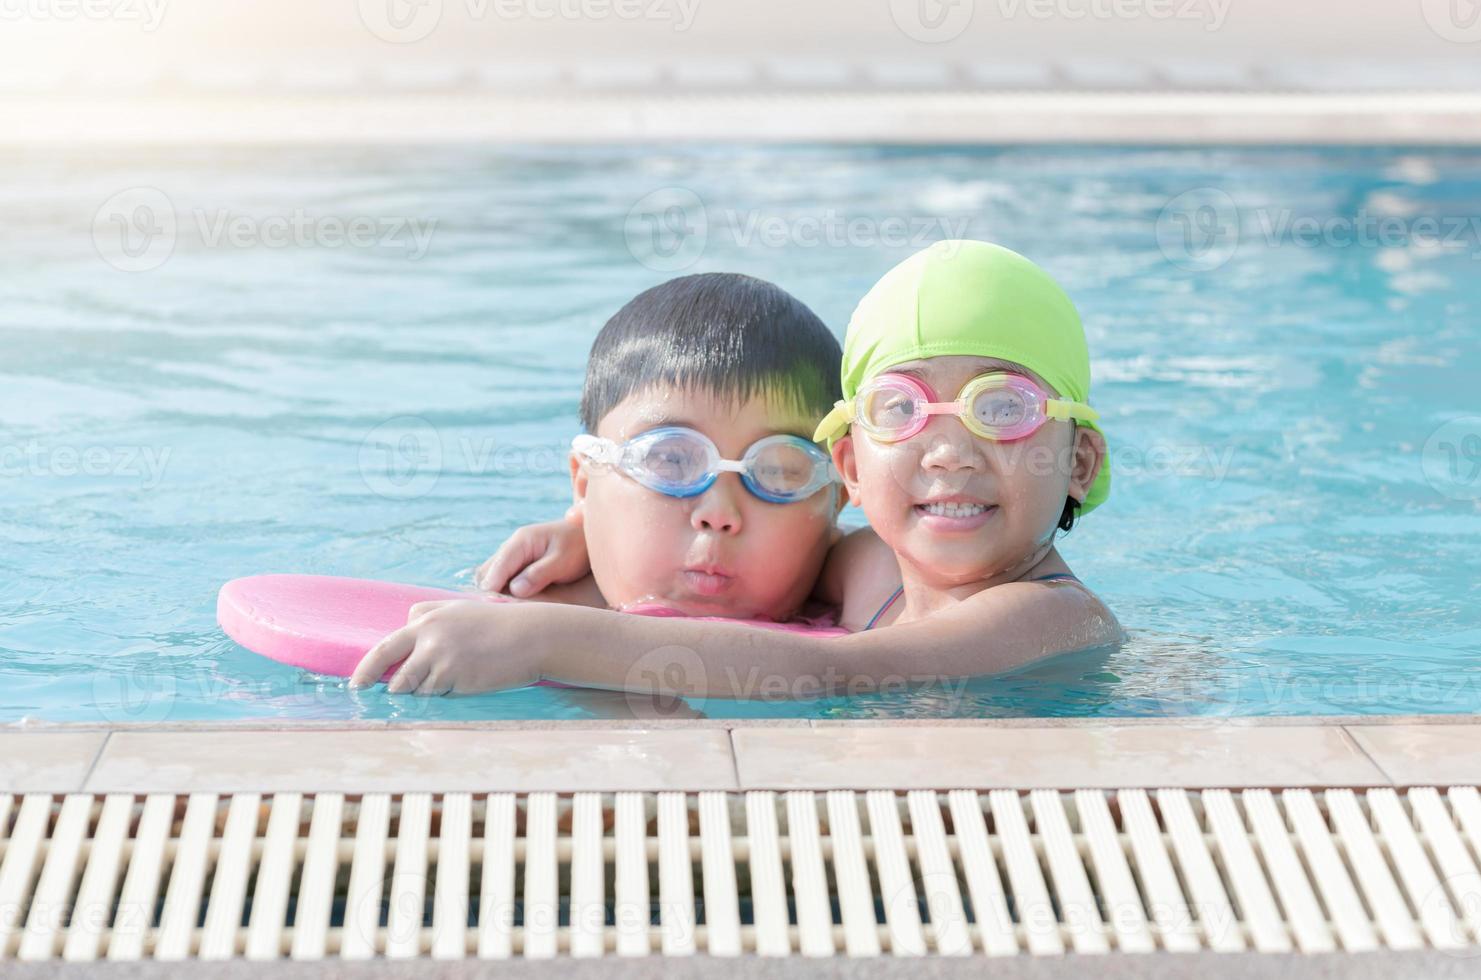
[
  {"xmin": 573, "ymin": 386, "xmax": 840, "ymax": 620},
  {"xmin": 833, "ymin": 355, "xmax": 1105, "ymax": 587}
]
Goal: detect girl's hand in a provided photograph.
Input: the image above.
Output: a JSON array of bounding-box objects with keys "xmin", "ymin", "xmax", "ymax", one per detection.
[
  {"xmin": 475, "ymin": 509, "xmax": 589, "ymax": 597},
  {"xmin": 349, "ymin": 600, "xmax": 542, "ymax": 695}
]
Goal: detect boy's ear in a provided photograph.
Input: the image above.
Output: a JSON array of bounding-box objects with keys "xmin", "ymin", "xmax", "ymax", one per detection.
[
  {"xmin": 568, "ymin": 453, "xmax": 589, "ymax": 517},
  {"xmin": 1068, "ymin": 425, "xmax": 1106, "ymax": 506},
  {"xmin": 830, "ymin": 435, "xmax": 864, "ymax": 508}
]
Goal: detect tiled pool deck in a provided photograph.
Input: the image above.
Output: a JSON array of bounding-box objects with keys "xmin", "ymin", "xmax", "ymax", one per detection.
[
  {"xmin": 4, "ymin": 715, "xmax": 1478, "ymax": 795},
  {"xmin": 6, "ymin": 715, "xmax": 1481, "ymax": 976}
]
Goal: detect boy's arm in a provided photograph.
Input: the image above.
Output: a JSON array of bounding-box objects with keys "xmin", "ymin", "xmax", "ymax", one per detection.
[{"xmin": 352, "ymin": 580, "xmax": 1122, "ymax": 697}]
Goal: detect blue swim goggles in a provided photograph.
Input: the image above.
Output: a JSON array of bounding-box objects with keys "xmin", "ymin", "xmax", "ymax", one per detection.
[{"xmin": 571, "ymin": 426, "xmax": 836, "ymax": 504}]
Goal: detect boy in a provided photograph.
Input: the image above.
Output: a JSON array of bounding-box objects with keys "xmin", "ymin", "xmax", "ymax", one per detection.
[{"xmin": 475, "ymin": 271, "xmax": 845, "ymax": 622}]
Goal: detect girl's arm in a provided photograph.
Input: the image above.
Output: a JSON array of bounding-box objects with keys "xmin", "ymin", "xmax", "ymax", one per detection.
[
  {"xmin": 521, "ymin": 574, "xmax": 607, "ymax": 608},
  {"xmin": 350, "ymin": 579, "xmax": 1122, "ymax": 697},
  {"xmin": 812, "ymin": 526, "xmax": 908, "ymax": 630},
  {"xmin": 812, "ymin": 525, "xmax": 887, "ymax": 606},
  {"xmin": 475, "ymin": 514, "xmax": 592, "ymax": 598}
]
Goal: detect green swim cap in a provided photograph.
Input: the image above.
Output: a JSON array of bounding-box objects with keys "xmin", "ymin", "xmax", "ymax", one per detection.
[{"xmin": 819, "ymin": 240, "xmax": 1110, "ymax": 514}]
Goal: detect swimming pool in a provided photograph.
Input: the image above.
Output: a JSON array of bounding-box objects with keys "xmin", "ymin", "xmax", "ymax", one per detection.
[{"xmin": 3, "ymin": 144, "xmax": 1479, "ymax": 722}]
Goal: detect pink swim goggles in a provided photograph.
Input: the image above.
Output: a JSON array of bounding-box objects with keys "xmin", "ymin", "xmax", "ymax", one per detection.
[{"xmin": 816, "ymin": 371, "xmax": 1100, "ymax": 445}]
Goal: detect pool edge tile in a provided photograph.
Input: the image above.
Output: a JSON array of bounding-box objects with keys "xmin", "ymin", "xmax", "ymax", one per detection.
[
  {"xmin": 734, "ymin": 724, "xmax": 1389, "ymax": 789},
  {"xmin": 84, "ymin": 728, "xmax": 738, "ymax": 793},
  {"xmin": 1344, "ymin": 724, "xmax": 1481, "ymax": 786},
  {"xmin": 0, "ymin": 732, "xmax": 109, "ymax": 792}
]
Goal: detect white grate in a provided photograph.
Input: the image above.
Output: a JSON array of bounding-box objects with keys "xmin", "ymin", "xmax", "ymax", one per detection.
[{"xmin": 1, "ymin": 787, "xmax": 1480, "ymax": 961}]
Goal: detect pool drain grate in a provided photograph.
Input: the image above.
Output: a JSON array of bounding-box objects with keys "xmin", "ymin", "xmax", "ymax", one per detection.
[{"xmin": 1, "ymin": 787, "xmax": 1480, "ymax": 961}]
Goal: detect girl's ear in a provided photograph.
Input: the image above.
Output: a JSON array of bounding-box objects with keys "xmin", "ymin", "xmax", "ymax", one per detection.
[
  {"xmin": 1067, "ymin": 425, "xmax": 1106, "ymax": 506},
  {"xmin": 830, "ymin": 435, "xmax": 864, "ymax": 508}
]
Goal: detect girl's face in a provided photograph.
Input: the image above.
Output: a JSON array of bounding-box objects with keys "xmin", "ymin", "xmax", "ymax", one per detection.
[
  {"xmin": 574, "ymin": 386, "xmax": 841, "ymax": 620},
  {"xmin": 832, "ymin": 355, "xmax": 1105, "ymax": 588}
]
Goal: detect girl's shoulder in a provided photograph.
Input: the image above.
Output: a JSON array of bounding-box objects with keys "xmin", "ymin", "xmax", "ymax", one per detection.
[
  {"xmin": 916, "ymin": 572, "xmax": 1124, "ymax": 672},
  {"xmin": 990, "ymin": 572, "xmax": 1124, "ymax": 649}
]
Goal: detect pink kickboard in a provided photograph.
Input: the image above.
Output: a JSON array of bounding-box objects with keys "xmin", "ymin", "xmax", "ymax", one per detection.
[
  {"xmin": 217, "ymin": 575, "xmax": 505, "ymax": 683},
  {"xmin": 217, "ymin": 573, "xmax": 845, "ymax": 685}
]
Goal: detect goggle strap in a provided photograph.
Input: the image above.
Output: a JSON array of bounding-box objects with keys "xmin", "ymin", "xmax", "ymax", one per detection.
[
  {"xmin": 1045, "ymin": 399, "xmax": 1099, "ymax": 423},
  {"xmin": 812, "ymin": 401, "xmax": 854, "ymax": 443},
  {"xmin": 571, "ymin": 434, "xmax": 619, "ymax": 464}
]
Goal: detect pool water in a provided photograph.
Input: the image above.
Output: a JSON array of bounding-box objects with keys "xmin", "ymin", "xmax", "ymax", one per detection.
[{"xmin": 3, "ymin": 145, "xmax": 1479, "ymax": 722}]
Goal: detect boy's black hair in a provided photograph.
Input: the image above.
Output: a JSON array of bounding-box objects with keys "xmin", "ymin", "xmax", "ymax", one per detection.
[{"xmin": 579, "ymin": 273, "xmax": 842, "ymax": 432}]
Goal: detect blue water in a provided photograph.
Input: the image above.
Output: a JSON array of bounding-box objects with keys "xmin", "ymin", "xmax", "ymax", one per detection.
[{"xmin": 3, "ymin": 145, "xmax": 1480, "ymax": 723}]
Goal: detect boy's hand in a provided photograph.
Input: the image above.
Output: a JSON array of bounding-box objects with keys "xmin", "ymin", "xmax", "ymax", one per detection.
[
  {"xmin": 475, "ymin": 509, "xmax": 590, "ymax": 597},
  {"xmin": 349, "ymin": 600, "xmax": 542, "ymax": 695}
]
